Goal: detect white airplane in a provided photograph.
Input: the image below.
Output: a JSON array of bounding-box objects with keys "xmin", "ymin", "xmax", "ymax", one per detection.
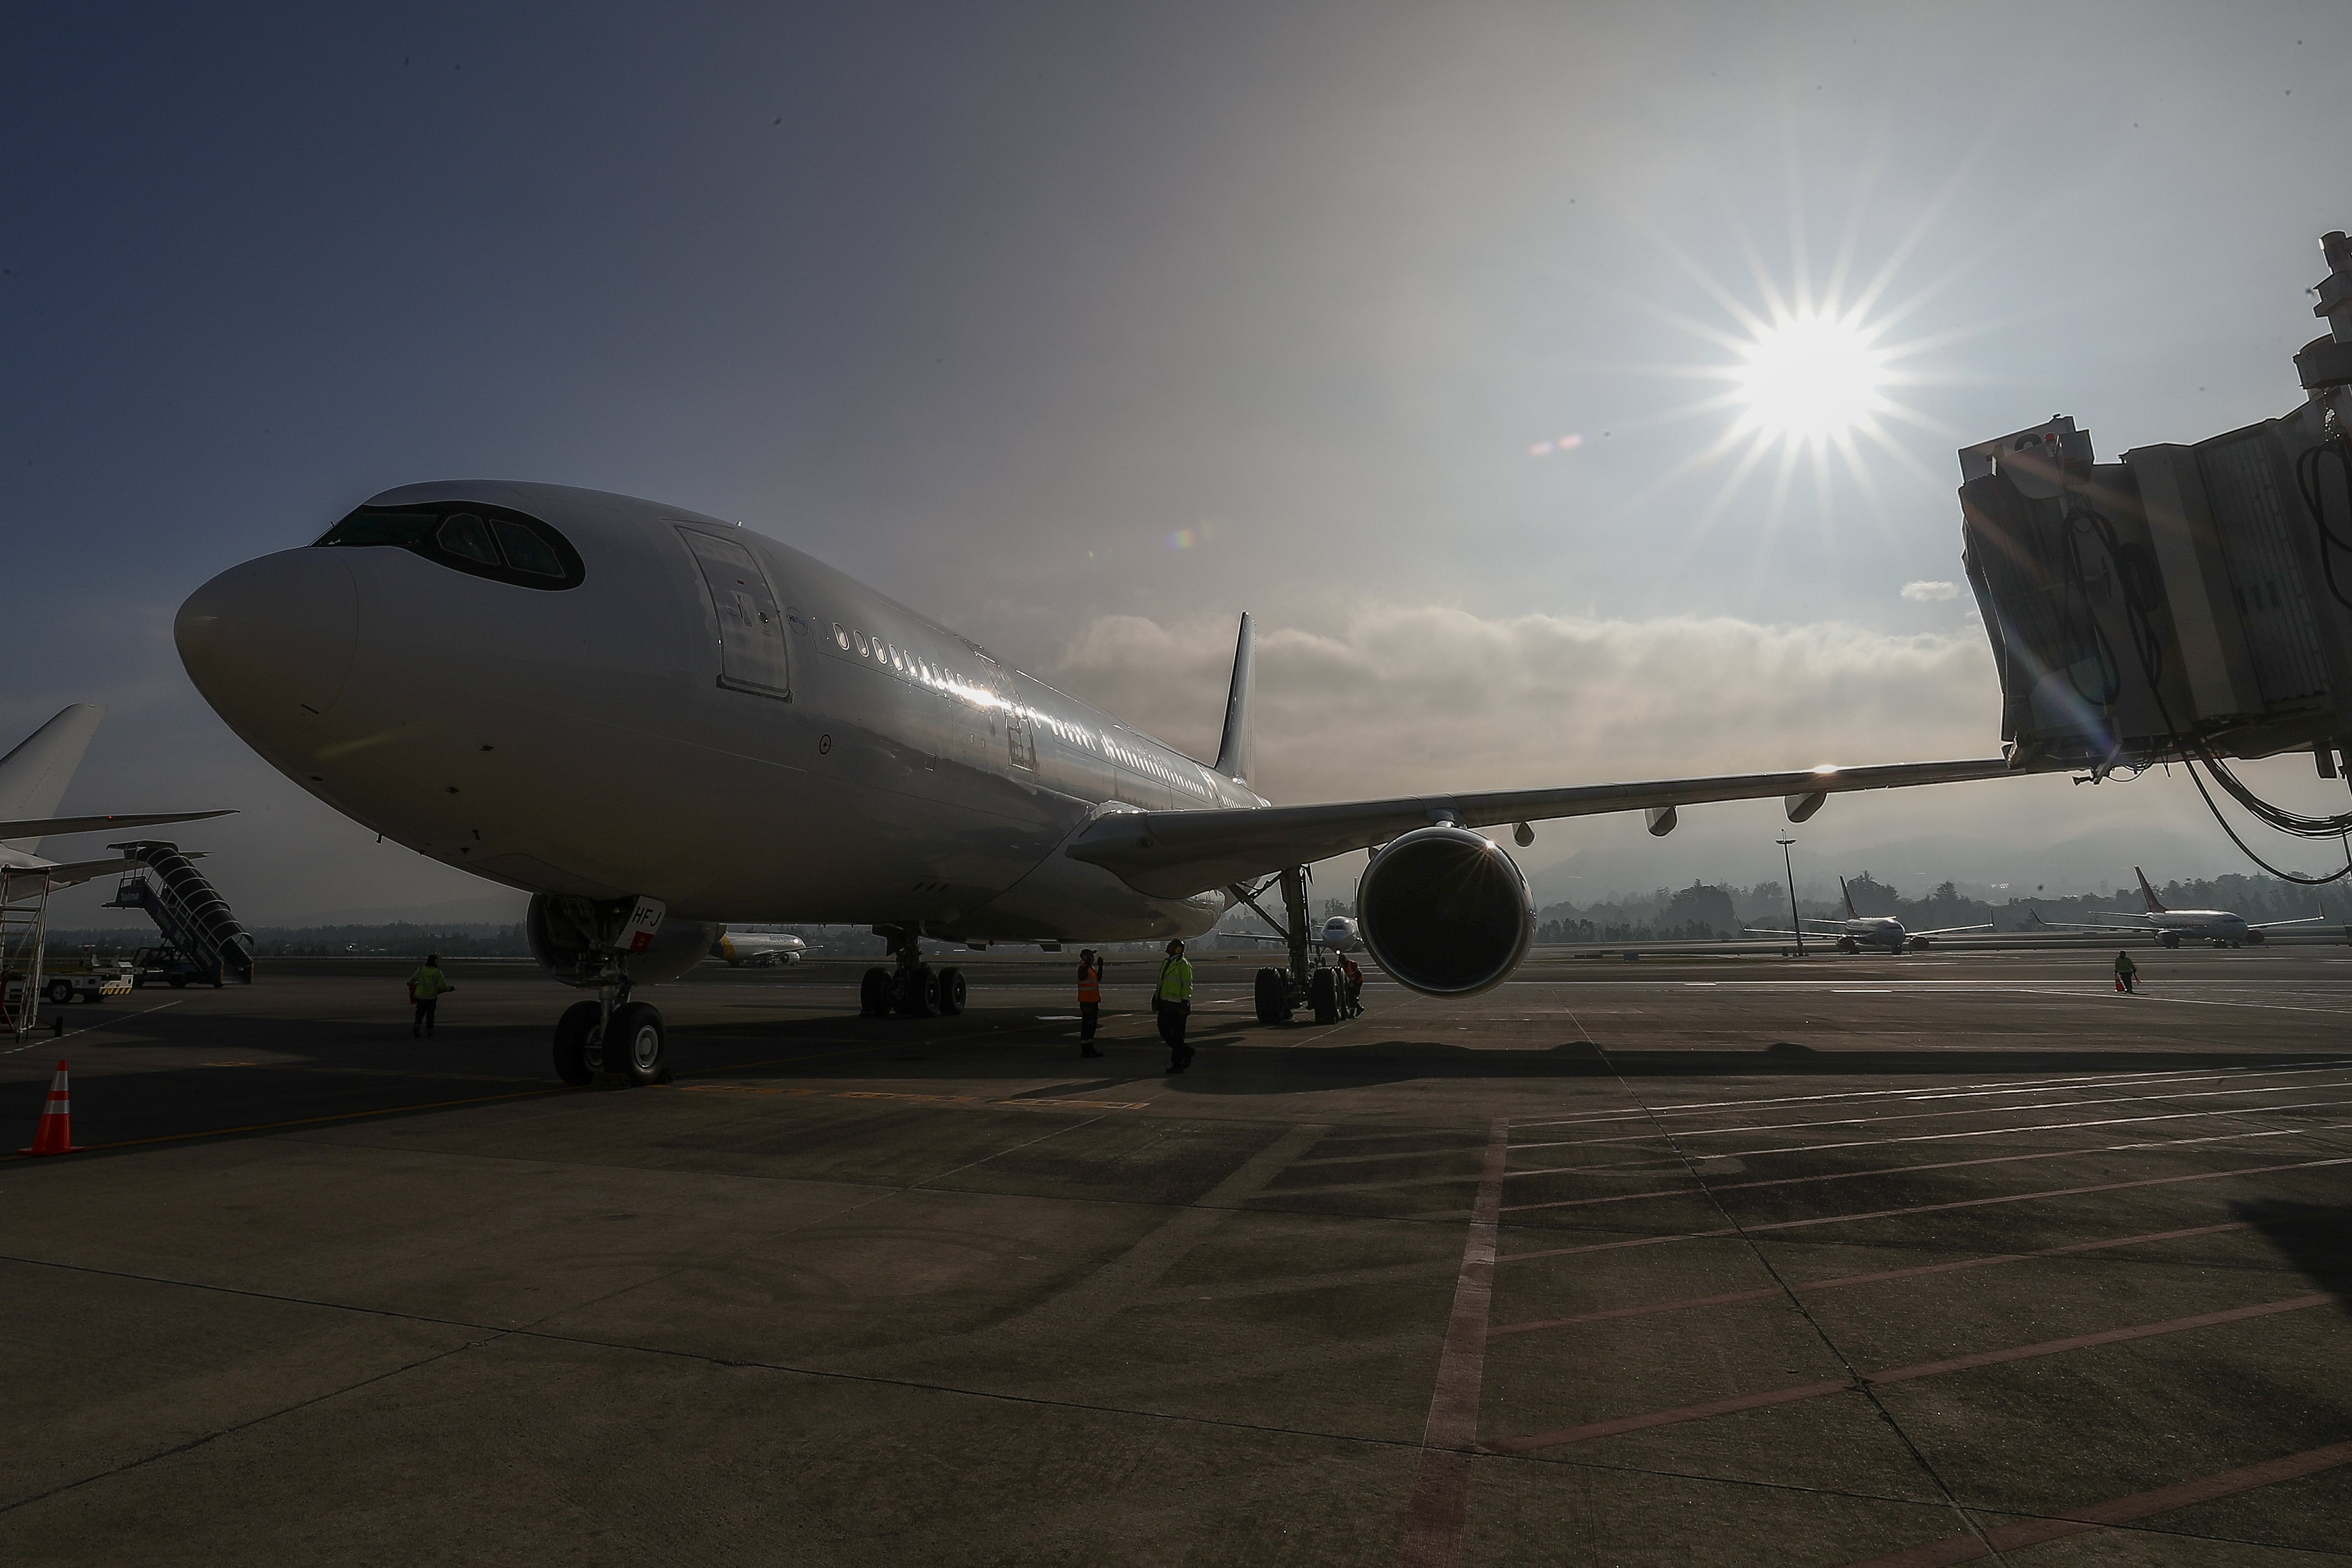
[
  {"xmin": 0, "ymin": 704, "xmax": 233, "ymax": 904},
  {"xmin": 173, "ymin": 481, "xmax": 2031, "ymax": 1084},
  {"xmin": 1745, "ymin": 874, "xmax": 1992, "ymax": 953},
  {"xmin": 708, "ymin": 929, "xmax": 807, "ymax": 966},
  {"xmin": 2030, "ymin": 867, "xmax": 2333, "ymax": 949}
]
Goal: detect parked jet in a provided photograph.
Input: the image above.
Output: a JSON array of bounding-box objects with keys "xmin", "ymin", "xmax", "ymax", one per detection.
[
  {"xmin": 0, "ymin": 704, "xmax": 233, "ymax": 903},
  {"xmin": 2030, "ymin": 867, "xmax": 2333, "ymax": 949},
  {"xmin": 709, "ymin": 929, "xmax": 807, "ymax": 966},
  {"xmin": 174, "ymin": 481, "xmax": 2035, "ymax": 1084},
  {"xmin": 1745, "ymin": 874, "xmax": 1992, "ymax": 953}
]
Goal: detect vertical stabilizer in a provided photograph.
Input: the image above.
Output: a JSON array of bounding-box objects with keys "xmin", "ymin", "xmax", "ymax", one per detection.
[
  {"xmin": 1840, "ymin": 875, "xmax": 1859, "ymax": 919},
  {"xmin": 1213, "ymin": 613, "xmax": 1256, "ymax": 786},
  {"xmin": 0, "ymin": 705, "xmax": 107, "ymax": 855},
  {"xmin": 2135, "ymin": 867, "xmax": 2167, "ymax": 914}
]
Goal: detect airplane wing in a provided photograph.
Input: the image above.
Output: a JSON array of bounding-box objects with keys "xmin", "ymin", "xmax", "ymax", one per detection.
[
  {"xmin": 0, "ymin": 810, "xmax": 233, "ymax": 841},
  {"xmin": 2022, "ymin": 913, "xmax": 2146, "ymax": 931},
  {"xmin": 1910, "ymin": 922, "xmax": 1995, "ymax": 937},
  {"xmin": 1066, "ymin": 757, "xmax": 2032, "ymax": 899},
  {"xmin": 2249, "ymin": 915, "xmax": 2337, "ymax": 930}
]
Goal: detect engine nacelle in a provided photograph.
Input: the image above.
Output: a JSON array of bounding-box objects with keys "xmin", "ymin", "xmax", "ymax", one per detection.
[
  {"xmin": 527, "ymin": 893, "xmax": 719, "ymax": 988},
  {"xmin": 1355, "ymin": 825, "xmax": 1533, "ymax": 996}
]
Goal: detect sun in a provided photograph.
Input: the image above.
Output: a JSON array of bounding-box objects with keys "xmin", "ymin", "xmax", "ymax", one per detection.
[{"xmin": 1730, "ymin": 311, "xmax": 1890, "ymax": 446}]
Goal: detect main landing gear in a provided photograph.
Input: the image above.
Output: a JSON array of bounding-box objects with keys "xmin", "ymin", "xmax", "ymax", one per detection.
[
  {"xmin": 860, "ymin": 928, "xmax": 967, "ymax": 1019},
  {"xmin": 1243, "ymin": 867, "xmax": 1355, "ymax": 1026}
]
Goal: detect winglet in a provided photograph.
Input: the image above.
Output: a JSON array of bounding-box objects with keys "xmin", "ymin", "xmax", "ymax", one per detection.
[
  {"xmin": 2135, "ymin": 866, "xmax": 2166, "ymax": 914},
  {"xmin": 1840, "ymin": 874, "xmax": 1859, "ymax": 919},
  {"xmin": 1213, "ymin": 612, "xmax": 1256, "ymax": 786}
]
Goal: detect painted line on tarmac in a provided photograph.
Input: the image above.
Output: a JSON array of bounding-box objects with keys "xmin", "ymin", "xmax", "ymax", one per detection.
[
  {"xmin": 1837, "ymin": 1438, "xmax": 2352, "ymax": 1567},
  {"xmin": 1489, "ymin": 1221, "xmax": 2252, "ymax": 1337},
  {"xmin": 1493, "ymin": 1153, "xmax": 2352, "ymax": 1265},
  {"xmin": 1, "ymin": 999, "xmax": 184, "ymax": 1054},
  {"xmin": 1393, "ymin": 1117, "xmax": 1509, "ymax": 1568},
  {"xmin": 1508, "ymin": 1058, "xmax": 2352, "ymax": 1130},
  {"xmin": 1485, "ymin": 1291, "xmax": 2338, "ymax": 1454},
  {"xmin": 1498, "ymin": 1096, "xmax": 2352, "ymax": 1206},
  {"xmin": 1499, "ymin": 1114, "xmax": 2352, "ymax": 1217},
  {"xmin": 1506, "ymin": 1076, "xmax": 2352, "ymax": 1153}
]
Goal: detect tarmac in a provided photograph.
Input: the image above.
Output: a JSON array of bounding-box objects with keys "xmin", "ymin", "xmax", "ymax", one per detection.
[{"xmin": 3, "ymin": 945, "xmax": 2350, "ymax": 1566}]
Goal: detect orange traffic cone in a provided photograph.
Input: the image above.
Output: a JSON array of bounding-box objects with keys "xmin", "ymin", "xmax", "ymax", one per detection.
[{"xmin": 20, "ymin": 1060, "xmax": 83, "ymax": 1156}]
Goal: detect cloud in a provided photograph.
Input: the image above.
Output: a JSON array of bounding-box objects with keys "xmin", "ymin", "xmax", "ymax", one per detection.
[
  {"xmin": 1040, "ymin": 603, "xmax": 2004, "ymax": 805},
  {"xmin": 1901, "ymin": 580, "xmax": 1960, "ymax": 602}
]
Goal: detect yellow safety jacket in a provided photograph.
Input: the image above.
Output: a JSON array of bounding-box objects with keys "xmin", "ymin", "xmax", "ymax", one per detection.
[
  {"xmin": 409, "ymin": 965, "xmax": 453, "ymax": 1000},
  {"xmin": 1156, "ymin": 957, "xmax": 1194, "ymax": 1002}
]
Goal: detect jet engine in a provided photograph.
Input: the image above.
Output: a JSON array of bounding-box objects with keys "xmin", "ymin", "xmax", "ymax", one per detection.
[
  {"xmin": 526, "ymin": 893, "xmax": 719, "ymax": 988},
  {"xmin": 1355, "ymin": 825, "xmax": 1533, "ymax": 996}
]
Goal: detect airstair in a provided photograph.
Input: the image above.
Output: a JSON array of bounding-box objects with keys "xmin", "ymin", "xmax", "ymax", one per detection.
[
  {"xmin": 1, "ymin": 868, "xmax": 55, "ymax": 1039},
  {"xmin": 103, "ymin": 841, "xmax": 256, "ymax": 987}
]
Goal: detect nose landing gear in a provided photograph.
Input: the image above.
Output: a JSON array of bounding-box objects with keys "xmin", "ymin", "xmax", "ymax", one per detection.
[{"xmin": 860, "ymin": 928, "xmax": 966, "ymax": 1019}]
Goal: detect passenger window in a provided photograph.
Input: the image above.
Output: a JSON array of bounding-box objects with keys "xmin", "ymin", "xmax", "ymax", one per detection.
[
  {"xmin": 833, "ymin": 623, "xmax": 850, "ymax": 650},
  {"xmin": 493, "ymin": 518, "xmax": 565, "ymax": 577},
  {"xmin": 437, "ymin": 513, "xmax": 501, "ymax": 565},
  {"xmin": 854, "ymin": 631, "xmax": 870, "ymax": 657}
]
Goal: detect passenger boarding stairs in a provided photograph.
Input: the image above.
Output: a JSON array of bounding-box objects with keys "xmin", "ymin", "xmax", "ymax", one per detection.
[
  {"xmin": 104, "ymin": 841, "xmax": 256, "ymax": 987},
  {"xmin": 1, "ymin": 873, "xmax": 55, "ymax": 1038}
]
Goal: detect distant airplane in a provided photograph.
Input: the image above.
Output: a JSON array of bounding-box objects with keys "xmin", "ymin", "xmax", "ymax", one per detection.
[
  {"xmin": 1745, "ymin": 874, "xmax": 1991, "ymax": 954},
  {"xmin": 0, "ymin": 704, "xmax": 233, "ymax": 904},
  {"xmin": 2028, "ymin": 866, "xmax": 2333, "ymax": 949},
  {"xmin": 175, "ymin": 481, "xmax": 2034, "ymax": 1084},
  {"xmin": 708, "ymin": 929, "xmax": 807, "ymax": 966}
]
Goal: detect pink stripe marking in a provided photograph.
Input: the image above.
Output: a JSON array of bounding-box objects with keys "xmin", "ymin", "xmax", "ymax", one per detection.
[{"xmin": 1393, "ymin": 1119, "xmax": 1510, "ymax": 1568}]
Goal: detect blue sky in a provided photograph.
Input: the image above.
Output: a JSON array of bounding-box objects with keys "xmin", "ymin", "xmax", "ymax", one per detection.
[{"xmin": 9, "ymin": 3, "xmax": 2351, "ymax": 922}]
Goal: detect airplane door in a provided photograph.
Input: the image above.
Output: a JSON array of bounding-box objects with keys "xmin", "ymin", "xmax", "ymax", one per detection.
[
  {"xmin": 679, "ymin": 529, "xmax": 790, "ymax": 699},
  {"xmin": 977, "ymin": 656, "xmax": 1036, "ymax": 770}
]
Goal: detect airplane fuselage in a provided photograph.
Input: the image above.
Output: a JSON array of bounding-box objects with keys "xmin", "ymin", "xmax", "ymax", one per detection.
[{"xmin": 176, "ymin": 482, "xmax": 1254, "ymax": 944}]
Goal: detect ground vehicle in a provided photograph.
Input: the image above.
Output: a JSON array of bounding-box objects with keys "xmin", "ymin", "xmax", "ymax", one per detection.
[{"xmin": 131, "ymin": 944, "xmax": 227, "ymax": 989}]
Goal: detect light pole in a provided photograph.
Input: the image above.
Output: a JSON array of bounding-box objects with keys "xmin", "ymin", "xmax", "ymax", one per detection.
[{"xmin": 1778, "ymin": 836, "xmax": 1807, "ymax": 958}]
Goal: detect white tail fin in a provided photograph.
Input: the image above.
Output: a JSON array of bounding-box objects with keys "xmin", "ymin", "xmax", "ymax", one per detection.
[
  {"xmin": 2134, "ymin": 866, "xmax": 2166, "ymax": 914},
  {"xmin": 1213, "ymin": 613, "xmax": 1256, "ymax": 787},
  {"xmin": 1840, "ymin": 874, "xmax": 1859, "ymax": 919},
  {"xmin": 0, "ymin": 705, "xmax": 105, "ymax": 854}
]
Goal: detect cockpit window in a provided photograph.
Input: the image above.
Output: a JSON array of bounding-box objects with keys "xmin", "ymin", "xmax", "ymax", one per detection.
[
  {"xmin": 437, "ymin": 513, "xmax": 501, "ymax": 565},
  {"xmin": 315, "ymin": 502, "xmax": 585, "ymax": 590}
]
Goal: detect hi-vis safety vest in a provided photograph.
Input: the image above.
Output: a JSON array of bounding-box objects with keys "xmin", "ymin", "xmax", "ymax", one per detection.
[{"xmin": 1077, "ymin": 964, "xmax": 1101, "ymax": 1003}]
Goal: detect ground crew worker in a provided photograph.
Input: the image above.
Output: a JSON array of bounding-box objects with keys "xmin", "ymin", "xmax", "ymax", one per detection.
[
  {"xmin": 1155, "ymin": 938, "xmax": 1194, "ymax": 1073},
  {"xmin": 1077, "ymin": 949, "xmax": 1104, "ymax": 1057},
  {"xmin": 1341, "ymin": 953, "xmax": 1364, "ymax": 1018},
  {"xmin": 2114, "ymin": 949, "xmax": 2138, "ymax": 994},
  {"xmin": 409, "ymin": 953, "xmax": 454, "ymax": 1036}
]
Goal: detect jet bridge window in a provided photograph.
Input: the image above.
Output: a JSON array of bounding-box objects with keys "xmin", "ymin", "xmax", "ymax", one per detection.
[{"xmin": 315, "ymin": 503, "xmax": 586, "ymax": 590}]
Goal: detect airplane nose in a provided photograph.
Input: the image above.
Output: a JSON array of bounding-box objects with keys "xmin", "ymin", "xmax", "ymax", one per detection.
[{"xmin": 176, "ymin": 548, "xmax": 361, "ymax": 724}]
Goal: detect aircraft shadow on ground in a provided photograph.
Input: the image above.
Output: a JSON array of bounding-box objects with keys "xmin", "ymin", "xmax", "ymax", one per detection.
[{"xmin": 2233, "ymin": 1201, "xmax": 2352, "ymax": 1316}]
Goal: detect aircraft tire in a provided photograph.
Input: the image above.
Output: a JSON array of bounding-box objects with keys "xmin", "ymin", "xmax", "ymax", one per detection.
[
  {"xmin": 859, "ymin": 967, "xmax": 892, "ymax": 1016},
  {"xmin": 894, "ymin": 966, "xmax": 938, "ymax": 1019},
  {"xmin": 552, "ymin": 1001, "xmax": 600, "ymax": 1086},
  {"xmin": 2161, "ymin": 934, "xmax": 2180, "ymax": 950},
  {"xmin": 1310, "ymin": 969, "xmax": 1340, "ymax": 1025},
  {"xmin": 1253, "ymin": 967, "xmax": 1285, "ymax": 1025},
  {"xmin": 1836, "ymin": 937, "xmax": 1859, "ymax": 955},
  {"xmin": 935, "ymin": 967, "xmax": 966, "ymax": 1015},
  {"xmin": 607, "ymin": 1002, "xmax": 667, "ymax": 1086}
]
